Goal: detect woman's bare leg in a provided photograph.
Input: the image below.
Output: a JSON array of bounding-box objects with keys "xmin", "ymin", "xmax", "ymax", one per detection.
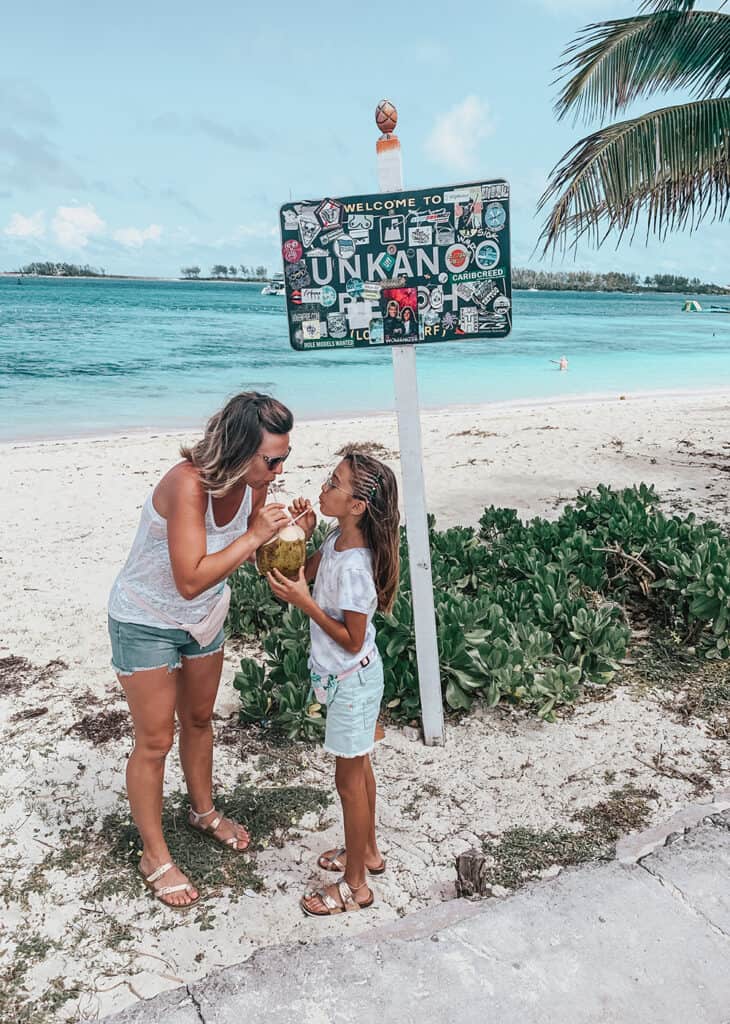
[
  {"xmin": 119, "ymin": 666, "xmax": 198, "ymax": 907},
  {"xmin": 177, "ymin": 649, "xmax": 249, "ymax": 849}
]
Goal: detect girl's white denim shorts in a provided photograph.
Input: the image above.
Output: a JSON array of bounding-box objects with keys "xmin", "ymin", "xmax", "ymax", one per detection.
[{"xmin": 323, "ymin": 655, "xmax": 384, "ymax": 759}]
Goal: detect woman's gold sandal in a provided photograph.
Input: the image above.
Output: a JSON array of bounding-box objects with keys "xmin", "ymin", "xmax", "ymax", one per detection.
[{"xmin": 188, "ymin": 806, "xmax": 250, "ymax": 852}]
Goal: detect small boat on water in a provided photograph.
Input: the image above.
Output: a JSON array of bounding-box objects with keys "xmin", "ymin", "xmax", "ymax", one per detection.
[
  {"xmin": 261, "ymin": 273, "xmax": 285, "ymax": 296},
  {"xmin": 709, "ymin": 305, "xmax": 730, "ymax": 314},
  {"xmin": 682, "ymin": 300, "xmax": 702, "ymax": 312}
]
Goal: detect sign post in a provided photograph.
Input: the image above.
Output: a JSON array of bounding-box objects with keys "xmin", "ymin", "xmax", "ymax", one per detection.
[
  {"xmin": 277, "ymin": 102, "xmax": 511, "ymax": 746},
  {"xmin": 375, "ymin": 100, "xmax": 444, "ymax": 746}
]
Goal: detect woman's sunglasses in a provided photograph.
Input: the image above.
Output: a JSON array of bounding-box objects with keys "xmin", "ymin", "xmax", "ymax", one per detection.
[{"xmin": 260, "ymin": 446, "xmax": 291, "ymax": 470}]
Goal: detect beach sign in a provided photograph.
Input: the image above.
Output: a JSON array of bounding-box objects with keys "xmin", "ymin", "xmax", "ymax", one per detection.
[{"xmin": 279, "ymin": 179, "xmax": 511, "ymax": 351}]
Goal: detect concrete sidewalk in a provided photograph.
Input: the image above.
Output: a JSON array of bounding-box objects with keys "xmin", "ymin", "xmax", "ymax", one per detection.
[{"xmin": 107, "ymin": 807, "xmax": 730, "ymax": 1024}]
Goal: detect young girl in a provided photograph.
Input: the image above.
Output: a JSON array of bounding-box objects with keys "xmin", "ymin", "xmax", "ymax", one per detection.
[{"xmin": 267, "ymin": 449, "xmax": 400, "ymax": 917}]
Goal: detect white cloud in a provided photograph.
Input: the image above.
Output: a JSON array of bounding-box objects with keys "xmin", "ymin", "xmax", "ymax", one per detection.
[
  {"xmin": 4, "ymin": 210, "xmax": 45, "ymax": 238},
  {"xmin": 52, "ymin": 204, "xmax": 105, "ymax": 248},
  {"xmin": 424, "ymin": 96, "xmax": 495, "ymax": 173},
  {"xmin": 112, "ymin": 223, "xmax": 163, "ymax": 247}
]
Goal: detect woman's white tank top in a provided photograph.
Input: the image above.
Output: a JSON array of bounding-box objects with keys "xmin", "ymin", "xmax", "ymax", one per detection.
[{"xmin": 108, "ymin": 487, "xmax": 251, "ymax": 629}]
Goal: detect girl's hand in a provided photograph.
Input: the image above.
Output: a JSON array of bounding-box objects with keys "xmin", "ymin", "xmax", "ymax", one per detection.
[
  {"xmin": 267, "ymin": 567, "xmax": 312, "ymax": 609},
  {"xmin": 289, "ymin": 497, "xmax": 317, "ymax": 539},
  {"xmin": 249, "ymin": 502, "xmax": 290, "ymax": 545}
]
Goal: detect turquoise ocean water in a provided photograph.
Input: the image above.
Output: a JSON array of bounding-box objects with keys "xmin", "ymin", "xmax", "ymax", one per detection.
[{"xmin": 1, "ymin": 277, "xmax": 729, "ymax": 441}]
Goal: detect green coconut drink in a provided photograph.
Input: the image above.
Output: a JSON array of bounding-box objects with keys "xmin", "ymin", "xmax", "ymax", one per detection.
[{"xmin": 255, "ymin": 522, "xmax": 306, "ymax": 580}]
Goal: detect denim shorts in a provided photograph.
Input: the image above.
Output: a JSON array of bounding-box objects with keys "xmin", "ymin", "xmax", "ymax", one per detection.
[
  {"xmin": 322, "ymin": 655, "xmax": 384, "ymax": 759},
  {"xmin": 108, "ymin": 615, "xmax": 225, "ymax": 676}
]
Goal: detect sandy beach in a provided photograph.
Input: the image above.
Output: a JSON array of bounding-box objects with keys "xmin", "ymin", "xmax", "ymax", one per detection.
[{"xmin": 2, "ymin": 390, "xmax": 730, "ymax": 1022}]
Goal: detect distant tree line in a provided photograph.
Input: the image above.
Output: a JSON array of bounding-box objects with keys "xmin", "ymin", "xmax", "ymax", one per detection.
[
  {"xmin": 14, "ymin": 262, "xmax": 106, "ymax": 277},
  {"xmin": 513, "ymin": 268, "xmax": 729, "ymax": 295},
  {"xmin": 11, "ymin": 261, "xmax": 725, "ymax": 294},
  {"xmin": 180, "ymin": 264, "xmax": 268, "ymax": 280}
]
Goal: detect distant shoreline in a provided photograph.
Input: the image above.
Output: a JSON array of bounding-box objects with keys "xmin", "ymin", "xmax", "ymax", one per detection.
[
  {"xmin": 4, "ymin": 386, "xmax": 730, "ymax": 447},
  {"xmin": 0, "ymin": 273, "xmax": 268, "ymax": 284},
  {"xmin": 2, "ymin": 273, "xmax": 728, "ymax": 295}
]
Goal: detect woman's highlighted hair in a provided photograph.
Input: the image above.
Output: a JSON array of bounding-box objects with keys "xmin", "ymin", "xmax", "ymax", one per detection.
[{"xmin": 181, "ymin": 391, "xmax": 293, "ymax": 496}]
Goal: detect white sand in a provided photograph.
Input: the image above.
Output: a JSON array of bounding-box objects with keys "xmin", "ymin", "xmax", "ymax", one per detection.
[{"xmin": 1, "ymin": 391, "xmax": 729, "ymax": 1021}]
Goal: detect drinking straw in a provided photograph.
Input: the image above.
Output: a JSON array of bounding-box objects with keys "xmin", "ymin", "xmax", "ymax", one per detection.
[{"xmin": 289, "ymin": 506, "xmax": 312, "ymax": 525}]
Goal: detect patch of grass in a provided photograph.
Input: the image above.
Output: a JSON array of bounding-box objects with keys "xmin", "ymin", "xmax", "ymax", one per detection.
[
  {"xmin": 621, "ymin": 633, "xmax": 730, "ymax": 739},
  {"xmin": 480, "ymin": 785, "xmax": 658, "ymax": 890},
  {"xmin": 1, "ymin": 859, "xmax": 53, "ymax": 910},
  {"xmin": 103, "ymin": 782, "xmax": 331, "ymax": 901},
  {"xmin": 239, "ymin": 724, "xmax": 318, "ymax": 755},
  {"xmin": 0, "ymin": 931, "xmax": 70, "ymax": 1024},
  {"xmin": 31, "ymin": 978, "xmax": 82, "ymax": 1019},
  {"xmin": 255, "ymin": 750, "xmax": 305, "ymax": 785},
  {"xmin": 573, "ymin": 784, "xmax": 659, "ymax": 839},
  {"xmin": 4, "ymin": 782, "xmax": 331, "ymax": 934},
  {"xmin": 105, "ymin": 918, "xmax": 138, "ymax": 948},
  {"xmin": 401, "ymin": 782, "xmax": 441, "ymax": 820},
  {"xmin": 480, "ymin": 827, "xmax": 601, "ymax": 890}
]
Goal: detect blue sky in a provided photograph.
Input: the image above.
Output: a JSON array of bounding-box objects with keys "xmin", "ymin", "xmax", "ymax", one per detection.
[{"xmin": 1, "ymin": 0, "xmax": 727, "ymax": 281}]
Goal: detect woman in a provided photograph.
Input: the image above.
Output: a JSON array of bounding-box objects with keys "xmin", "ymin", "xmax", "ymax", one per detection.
[
  {"xmin": 400, "ymin": 306, "xmax": 416, "ymax": 338},
  {"xmin": 108, "ymin": 392, "xmax": 293, "ymax": 908}
]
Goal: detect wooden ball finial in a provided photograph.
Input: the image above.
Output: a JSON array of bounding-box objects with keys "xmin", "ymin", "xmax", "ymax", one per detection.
[{"xmin": 375, "ymin": 99, "xmax": 398, "ymax": 135}]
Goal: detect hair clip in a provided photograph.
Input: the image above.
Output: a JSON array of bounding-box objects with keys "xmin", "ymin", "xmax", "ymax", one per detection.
[{"xmin": 368, "ymin": 473, "xmax": 383, "ymax": 499}]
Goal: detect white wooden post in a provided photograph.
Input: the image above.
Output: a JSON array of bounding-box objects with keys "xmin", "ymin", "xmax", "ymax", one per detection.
[{"xmin": 376, "ymin": 100, "xmax": 445, "ymax": 746}]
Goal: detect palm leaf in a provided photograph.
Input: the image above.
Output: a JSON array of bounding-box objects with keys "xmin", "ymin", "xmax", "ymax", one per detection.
[
  {"xmin": 537, "ymin": 98, "xmax": 730, "ymax": 254},
  {"xmin": 638, "ymin": 0, "xmax": 696, "ymax": 10},
  {"xmin": 640, "ymin": 0, "xmax": 698, "ymax": 11},
  {"xmin": 556, "ymin": 11, "xmax": 730, "ymax": 122}
]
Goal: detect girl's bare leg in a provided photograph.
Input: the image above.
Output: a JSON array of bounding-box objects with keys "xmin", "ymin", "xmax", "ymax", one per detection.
[
  {"xmin": 319, "ymin": 754, "xmax": 383, "ymax": 871},
  {"xmin": 363, "ymin": 755, "xmax": 383, "ymax": 863},
  {"xmin": 119, "ymin": 666, "xmax": 198, "ymax": 907},
  {"xmin": 303, "ymin": 755, "xmax": 372, "ymax": 913}
]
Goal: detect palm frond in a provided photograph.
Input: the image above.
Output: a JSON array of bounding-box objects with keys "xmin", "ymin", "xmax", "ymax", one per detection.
[
  {"xmin": 640, "ymin": 0, "xmax": 697, "ymax": 12},
  {"xmin": 537, "ymin": 98, "xmax": 730, "ymax": 255},
  {"xmin": 556, "ymin": 11, "xmax": 730, "ymax": 122}
]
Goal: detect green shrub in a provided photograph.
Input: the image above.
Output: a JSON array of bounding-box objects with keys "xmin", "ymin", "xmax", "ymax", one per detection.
[
  {"xmin": 227, "ymin": 485, "xmax": 730, "ymax": 733},
  {"xmin": 227, "ymin": 565, "xmax": 281, "ymax": 639}
]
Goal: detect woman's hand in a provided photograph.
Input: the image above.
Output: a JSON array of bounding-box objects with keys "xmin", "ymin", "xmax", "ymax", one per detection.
[
  {"xmin": 248, "ymin": 502, "xmax": 290, "ymax": 545},
  {"xmin": 289, "ymin": 497, "xmax": 317, "ymax": 538},
  {"xmin": 267, "ymin": 567, "xmax": 312, "ymax": 610}
]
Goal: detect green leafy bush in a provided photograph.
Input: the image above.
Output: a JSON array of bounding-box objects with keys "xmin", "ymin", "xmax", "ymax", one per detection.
[
  {"xmin": 227, "ymin": 485, "xmax": 730, "ymax": 733},
  {"xmin": 227, "ymin": 565, "xmax": 281, "ymax": 639}
]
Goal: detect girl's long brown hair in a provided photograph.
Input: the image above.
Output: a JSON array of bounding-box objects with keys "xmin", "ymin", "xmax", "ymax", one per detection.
[
  {"xmin": 180, "ymin": 391, "xmax": 293, "ymax": 496},
  {"xmin": 342, "ymin": 449, "xmax": 400, "ymax": 613}
]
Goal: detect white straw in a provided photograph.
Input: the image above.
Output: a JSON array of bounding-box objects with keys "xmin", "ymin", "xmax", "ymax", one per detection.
[{"xmin": 289, "ymin": 507, "xmax": 311, "ymax": 524}]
